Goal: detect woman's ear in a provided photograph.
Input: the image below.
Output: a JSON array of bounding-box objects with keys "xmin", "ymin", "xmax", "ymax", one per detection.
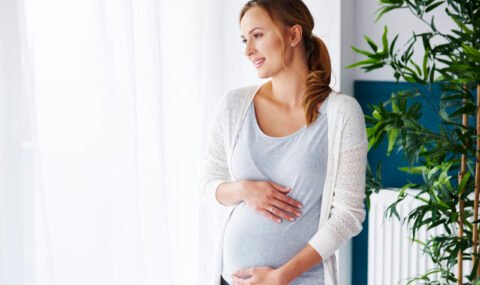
[{"xmin": 288, "ymin": 24, "xmax": 303, "ymax": 47}]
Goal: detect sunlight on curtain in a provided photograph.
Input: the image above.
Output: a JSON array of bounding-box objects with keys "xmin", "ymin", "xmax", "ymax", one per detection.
[
  {"xmin": 1, "ymin": 0, "xmax": 244, "ymax": 284},
  {"xmin": 23, "ymin": 0, "xmax": 170, "ymax": 284}
]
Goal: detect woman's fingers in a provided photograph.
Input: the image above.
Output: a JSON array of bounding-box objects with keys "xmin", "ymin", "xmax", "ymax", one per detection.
[
  {"xmin": 260, "ymin": 203, "xmax": 299, "ymax": 223},
  {"xmin": 264, "ymin": 182, "xmax": 303, "ymax": 223},
  {"xmin": 269, "ymin": 182, "xmax": 291, "ymax": 193},
  {"xmin": 271, "ymin": 199, "xmax": 302, "ymax": 220},
  {"xmin": 273, "ymin": 191, "xmax": 303, "ymax": 209},
  {"xmin": 244, "ymin": 180, "xmax": 304, "ymax": 223},
  {"xmin": 261, "ymin": 208, "xmax": 282, "ymax": 223},
  {"xmin": 271, "ymin": 206, "xmax": 296, "ymax": 222},
  {"xmin": 269, "ymin": 182, "xmax": 303, "ymax": 208}
]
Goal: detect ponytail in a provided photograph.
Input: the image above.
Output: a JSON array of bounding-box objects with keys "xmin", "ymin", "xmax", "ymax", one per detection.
[{"xmin": 303, "ymin": 34, "xmax": 332, "ymax": 126}]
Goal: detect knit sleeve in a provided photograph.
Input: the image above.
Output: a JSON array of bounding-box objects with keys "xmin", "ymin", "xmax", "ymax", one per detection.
[
  {"xmin": 198, "ymin": 91, "xmax": 232, "ymax": 211},
  {"xmin": 308, "ymin": 96, "xmax": 368, "ymax": 260}
]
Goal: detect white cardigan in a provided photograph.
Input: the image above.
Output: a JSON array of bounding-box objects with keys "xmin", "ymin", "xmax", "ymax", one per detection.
[{"xmin": 199, "ymin": 84, "xmax": 368, "ymax": 285}]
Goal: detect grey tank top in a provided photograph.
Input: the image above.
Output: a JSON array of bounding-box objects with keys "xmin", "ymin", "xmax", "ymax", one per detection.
[{"xmin": 221, "ymin": 95, "xmax": 329, "ymax": 285}]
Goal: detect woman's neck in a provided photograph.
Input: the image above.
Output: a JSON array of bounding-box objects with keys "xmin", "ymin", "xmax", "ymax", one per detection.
[{"xmin": 269, "ymin": 68, "xmax": 309, "ymax": 111}]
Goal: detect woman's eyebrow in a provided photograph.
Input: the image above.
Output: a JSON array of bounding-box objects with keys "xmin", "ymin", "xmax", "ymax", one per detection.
[{"xmin": 240, "ymin": 27, "xmax": 264, "ymax": 39}]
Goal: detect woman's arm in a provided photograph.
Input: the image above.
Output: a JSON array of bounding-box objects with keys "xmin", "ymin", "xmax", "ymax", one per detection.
[
  {"xmin": 278, "ymin": 244, "xmax": 323, "ymax": 283},
  {"xmin": 198, "ymin": 91, "xmax": 233, "ymax": 210},
  {"xmin": 216, "ymin": 181, "xmax": 245, "ymax": 206}
]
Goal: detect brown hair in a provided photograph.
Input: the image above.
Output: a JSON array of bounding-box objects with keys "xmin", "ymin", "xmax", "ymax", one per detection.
[{"xmin": 239, "ymin": 0, "xmax": 332, "ymax": 127}]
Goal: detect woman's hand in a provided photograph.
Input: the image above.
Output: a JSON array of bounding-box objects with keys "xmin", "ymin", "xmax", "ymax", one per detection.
[
  {"xmin": 239, "ymin": 180, "xmax": 303, "ymax": 223},
  {"xmin": 232, "ymin": 266, "xmax": 289, "ymax": 285}
]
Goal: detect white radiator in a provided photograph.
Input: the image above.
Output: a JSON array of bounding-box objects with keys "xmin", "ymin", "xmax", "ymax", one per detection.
[{"xmin": 368, "ymin": 190, "xmax": 473, "ymax": 285}]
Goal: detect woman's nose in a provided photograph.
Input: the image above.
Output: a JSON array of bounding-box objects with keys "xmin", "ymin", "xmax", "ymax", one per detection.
[{"xmin": 244, "ymin": 42, "xmax": 255, "ymax": 57}]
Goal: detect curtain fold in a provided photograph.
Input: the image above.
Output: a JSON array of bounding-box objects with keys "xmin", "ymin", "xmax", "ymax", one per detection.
[{"xmin": 1, "ymin": 0, "xmax": 39, "ymax": 284}]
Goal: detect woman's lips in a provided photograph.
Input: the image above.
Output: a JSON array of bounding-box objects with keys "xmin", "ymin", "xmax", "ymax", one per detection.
[{"xmin": 254, "ymin": 58, "xmax": 265, "ymax": 68}]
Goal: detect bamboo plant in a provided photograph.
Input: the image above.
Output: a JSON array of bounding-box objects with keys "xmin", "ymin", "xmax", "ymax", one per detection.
[{"xmin": 347, "ymin": 0, "xmax": 480, "ymax": 284}]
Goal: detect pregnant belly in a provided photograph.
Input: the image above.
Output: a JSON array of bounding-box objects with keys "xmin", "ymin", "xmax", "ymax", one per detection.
[{"xmin": 222, "ymin": 202, "xmax": 320, "ymax": 276}]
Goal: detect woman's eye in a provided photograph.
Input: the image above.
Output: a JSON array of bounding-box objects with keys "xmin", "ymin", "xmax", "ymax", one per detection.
[{"xmin": 241, "ymin": 34, "xmax": 262, "ymax": 44}]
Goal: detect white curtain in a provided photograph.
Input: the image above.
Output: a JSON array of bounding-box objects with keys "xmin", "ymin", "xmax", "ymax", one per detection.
[{"xmin": 0, "ymin": 1, "xmax": 345, "ymax": 285}]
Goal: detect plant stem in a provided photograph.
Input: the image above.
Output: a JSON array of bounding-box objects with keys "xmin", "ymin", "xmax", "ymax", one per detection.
[
  {"xmin": 458, "ymin": 86, "xmax": 468, "ymax": 285},
  {"xmin": 475, "ymin": 83, "xmax": 480, "ymax": 278},
  {"xmin": 458, "ymin": 161, "xmax": 465, "ymax": 285}
]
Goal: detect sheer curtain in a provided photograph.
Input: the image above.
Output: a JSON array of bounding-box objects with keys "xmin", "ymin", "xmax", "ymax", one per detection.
[{"xmin": 1, "ymin": 0, "xmax": 347, "ymax": 285}]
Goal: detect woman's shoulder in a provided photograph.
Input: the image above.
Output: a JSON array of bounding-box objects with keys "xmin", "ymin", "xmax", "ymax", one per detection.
[
  {"xmin": 329, "ymin": 91, "xmax": 363, "ymax": 115},
  {"xmin": 329, "ymin": 90, "xmax": 356, "ymax": 103},
  {"xmin": 225, "ymin": 84, "xmax": 259, "ymax": 99},
  {"xmin": 221, "ymin": 84, "xmax": 259, "ymax": 110}
]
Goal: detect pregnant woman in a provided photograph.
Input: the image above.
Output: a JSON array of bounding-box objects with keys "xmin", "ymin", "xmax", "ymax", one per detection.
[{"xmin": 199, "ymin": 1, "xmax": 368, "ymax": 284}]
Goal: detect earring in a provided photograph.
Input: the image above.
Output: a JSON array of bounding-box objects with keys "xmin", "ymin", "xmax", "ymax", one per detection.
[{"xmin": 291, "ymin": 42, "xmax": 294, "ymax": 46}]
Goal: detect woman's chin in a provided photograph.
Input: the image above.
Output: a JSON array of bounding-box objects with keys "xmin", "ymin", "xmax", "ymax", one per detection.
[{"xmin": 256, "ymin": 70, "xmax": 270, "ymax": 79}]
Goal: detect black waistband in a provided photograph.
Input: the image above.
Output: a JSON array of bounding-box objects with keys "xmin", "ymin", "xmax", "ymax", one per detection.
[{"xmin": 220, "ymin": 275, "xmax": 230, "ymax": 285}]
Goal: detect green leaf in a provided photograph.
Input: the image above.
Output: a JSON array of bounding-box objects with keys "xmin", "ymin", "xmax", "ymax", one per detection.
[
  {"xmin": 345, "ymin": 58, "xmax": 378, "ymax": 69},
  {"xmin": 364, "ymin": 35, "xmax": 378, "ymax": 52},
  {"xmin": 430, "ymin": 16, "xmax": 437, "ymax": 32},
  {"xmin": 404, "ymin": 67, "xmax": 426, "ymax": 84},
  {"xmin": 404, "ymin": 75, "xmax": 415, "ymax": 83},
  {"xmin": 409, "ymin": 59, "xmax": 422, "ymax": 77},
  {"xmin": 375, "ymin": 6, "xmax": 401, "ymax": 22},
  {"xmin": 450, "ymin": 104, "xmax": 477, "ymax": 118},
  {"xmin": 387, "ymin": 128, "xmax": 398, "ymax": 154},
  {"xmin": 364, "ymin": 62, "xmax": 386, "ymax": 72},
  {"xmin": 372, "ymin": 109, "xmax": 382, "ymax": 120},
  {"xmin": 429, "ymin": 63, "xmax": 436, "ymax": 83},
  {"xmin": 398, "ymin": 166, "xmax": 426, "ymax": 174},
  {"xmin": 461, "ymin": 44, "xmax": 480, "ymax": 61},
  {"xmin": 458, "ymin": 171, "xmax": 471, "ymax": 194},
  {"xmin": 382, "ymin": 26, "xmax": 389, "ymax": 55},
  {"xmin": 350, "ymin": 45, "xmax": 373, "ymax": 57},
  {"xmin": 425, "ymin": 1, "xmax": 444, "ymax": 13},
  {"xmin": 431, "ymin": 189, "xmax": 449, "ymax": 209},
  {"xmin": 422, "ymin": 48, "xmax": 430, "ymax": 82},
  {"xmin": 426, "ymin": 218, "xmax": 445, "ymax": 230},
  {"xmin": 420, "ymin": 33, "xmax": 431, "ymax": 54},
  {"xmin": 389, "ymin": 34, "xmax": 399, "ymax": 56},
  {"xmin": 448, "ymin": 9, "xmax": 473, "ymax": 33},
  {"xmin": 379, "ymin": 0, "xmax": 404, "ymax": 4}
]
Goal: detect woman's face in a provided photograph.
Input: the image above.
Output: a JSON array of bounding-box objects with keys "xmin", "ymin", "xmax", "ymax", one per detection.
[{"xmin": 240, "ymin": 7, "xmax": 289, "ymax": 79}]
